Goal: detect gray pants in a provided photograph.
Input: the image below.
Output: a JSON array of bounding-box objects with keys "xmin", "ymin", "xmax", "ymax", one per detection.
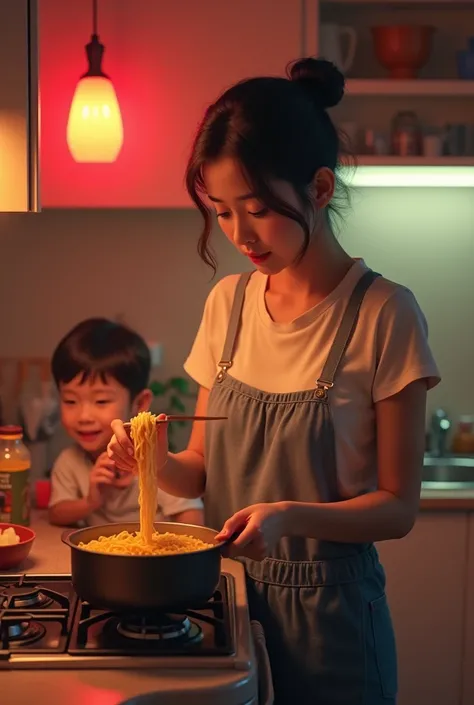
[{"xmin": 244, "ymin": 546, "xmax": 397, "ymax": 705}]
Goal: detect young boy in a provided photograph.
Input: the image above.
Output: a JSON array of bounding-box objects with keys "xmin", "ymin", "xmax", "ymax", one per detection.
[{"xmin": 48, "ymin": 318, "xmax": 204, "ymax": 527}]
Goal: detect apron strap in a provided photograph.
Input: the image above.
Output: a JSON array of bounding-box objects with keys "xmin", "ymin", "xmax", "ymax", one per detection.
[
  {"xmin": 316, "ymin": 269, "xmax": 380, "ymax": 394},
  {"xmin": 217, "ymin": 270, "xmax": 253, "ymax": 379}
]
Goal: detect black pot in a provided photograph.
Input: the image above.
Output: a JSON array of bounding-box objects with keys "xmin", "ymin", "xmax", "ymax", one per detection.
[{"xmin": 62, "ymin": 521, "xmax": 231, "ymax": 610}]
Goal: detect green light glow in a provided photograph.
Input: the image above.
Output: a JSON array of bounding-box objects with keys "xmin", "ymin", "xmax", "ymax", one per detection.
[{"xmin": 342, "ymin": 166, "xmax": 474, "ymax": 188}]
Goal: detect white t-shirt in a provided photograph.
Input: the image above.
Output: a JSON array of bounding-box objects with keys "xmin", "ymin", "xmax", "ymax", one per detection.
[
  {"xmin": 184, "ymin": 259, "xmax": 441, "ymax": 498},
  {"xmin": 49, "ymin": 445, "xmax": 203, "ymax": 526}
]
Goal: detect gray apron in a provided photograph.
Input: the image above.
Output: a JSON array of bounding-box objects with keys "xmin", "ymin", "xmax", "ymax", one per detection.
[{"xmin": 204, "ymin": 269, "xmax": 398, "ymax": 705}]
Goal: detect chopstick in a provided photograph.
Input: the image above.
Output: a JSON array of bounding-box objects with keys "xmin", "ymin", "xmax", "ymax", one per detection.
[{"xmin": 123, "ymin": 415, "xmax": 227, "ymax": 430}]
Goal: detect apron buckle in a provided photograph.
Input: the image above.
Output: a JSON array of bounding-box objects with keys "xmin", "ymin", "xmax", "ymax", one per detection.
[
  {"xmin": 315, "ymin": 379, "xmax": 333, "ymax": 399},
  {"xmin": 217, "ymin": 360, "xmax": 233, "ymax": 383}
]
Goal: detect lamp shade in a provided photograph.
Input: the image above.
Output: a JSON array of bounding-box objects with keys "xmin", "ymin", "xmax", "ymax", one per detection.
[{"xmin": 67, "ymin": 75, "xmax": 123, "ymax": 163}]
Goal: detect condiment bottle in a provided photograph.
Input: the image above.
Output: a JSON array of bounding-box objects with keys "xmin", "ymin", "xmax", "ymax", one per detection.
[
  {"xmin": 0, "ymin": 425, "xmax": 31, "ymax": 525},
  {"xmin": 451, "ymin": 416, "xmax": 474, "ymax": 455}
]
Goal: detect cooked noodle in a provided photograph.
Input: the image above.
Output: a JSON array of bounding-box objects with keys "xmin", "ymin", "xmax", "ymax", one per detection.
[
  {"xmin": 78, "ymin": 411, "xmax": 212, "ymax": 556},
  {"xmin": 78, "ymin": 529, "xmax": 213, "ymax": 556},
  {"xmin": 132, "ymin": 410, "xmax": 158, "ymax": 543}
]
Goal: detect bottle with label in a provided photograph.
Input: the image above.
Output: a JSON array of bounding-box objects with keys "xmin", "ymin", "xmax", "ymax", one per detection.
[
  {"xmin": 451, "ymin": 416, "xmax": 474, "ymax": 455},
  {"xmin": 0, "ymin": 425, "xmax": 31, "ymax": 525}
]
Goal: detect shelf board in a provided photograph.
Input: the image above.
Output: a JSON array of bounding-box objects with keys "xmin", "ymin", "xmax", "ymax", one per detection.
[
  {"xmin": 346, "ymin": 79, "xmax": 474, "ymax": 97},
  {"xmin": 342, "ymin": 159, "xmax": 474, "ymax": 186},
  {"xmin": 322, "ymin": 0, "xmax": 474, "ymax": 5},
  {"xmin": 356, "ymin": 156, "xmax": 474, "ymax": 166}
]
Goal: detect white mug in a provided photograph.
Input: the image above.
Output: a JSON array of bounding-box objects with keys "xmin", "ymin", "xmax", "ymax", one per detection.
[{"xmin": 319, "ymin": 23, "xmax": 357, "ymax": 74}]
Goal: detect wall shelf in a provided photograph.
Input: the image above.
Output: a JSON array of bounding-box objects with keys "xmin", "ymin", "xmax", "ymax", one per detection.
[
  {"xmin": 343, "ymin": 163, "xmax": 474, "ymax": 186},
  {"xmin": 356, "ymin": 156, "xmax": 474, "ymax": 166},
  {"xmin": 321, "ymin": 0, "xmax": 474, "ymax": 5},
  {"xmin": 346, "ymin": 80, "xmax": 474, "ymax": 97}
]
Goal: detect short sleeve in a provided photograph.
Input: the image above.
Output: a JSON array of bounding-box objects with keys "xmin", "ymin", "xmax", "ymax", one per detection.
[
  {"xmin": 49, "ymin": 452, "xmax": 81, "ymax": 507},
  {"xmin": 183, "ymin": 287, "xmax": 220, "ymax": 389},
  {"xmin": 373, "ymin": 287, "xmax": 441, "ymax": 403},
  {"xmin": 157, "ymin": 489, "xmax": 203, "ymax": 519}
]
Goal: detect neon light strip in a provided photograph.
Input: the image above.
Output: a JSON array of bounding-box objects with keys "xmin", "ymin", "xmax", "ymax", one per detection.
[{"xmin": 342, "ymin": 166, "xmax": 474, "ymax": 188}]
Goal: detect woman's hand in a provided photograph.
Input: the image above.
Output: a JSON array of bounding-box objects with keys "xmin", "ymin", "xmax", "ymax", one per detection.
[
  {"xmin": 215, "ymin": 502, "xmax": 288, "ymax": 561},
  {"xmin": 108, "ymin": 414, "xmax": 169, "ymax": 476},
  {"xmin": 108, "ymin": 419, "xmax": 137, "ymax": 473}
]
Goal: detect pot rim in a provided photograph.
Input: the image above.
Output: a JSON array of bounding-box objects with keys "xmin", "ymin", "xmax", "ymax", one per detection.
[{"xmin": 62, "ymin": 521, "xmax": 230, "ymax": 559}]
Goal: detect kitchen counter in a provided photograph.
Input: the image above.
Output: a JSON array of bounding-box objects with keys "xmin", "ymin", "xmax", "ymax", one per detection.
[
  {"xmin": 4, "ymin": 489, "xmax": 474, "ymax": 575},
  {"xmin": 420, "ymin": 488, "xmax": 474, "ymax": 510},
  {"xmin": 8, "ymin": 509, "xmax": 70, "ymax": 574},
  {"xmin": 8, "ymin": 493, "xmax": 474, "ymax": 579}
]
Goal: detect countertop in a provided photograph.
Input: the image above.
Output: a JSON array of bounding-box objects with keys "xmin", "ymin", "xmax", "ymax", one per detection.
[
  {"xmin": 8, "ymin": 509, "xmax": 70, "ymax": 574},
  {"xmin": 420, "ymin": 487, "xmax": 474, "ymax": 510},
  {"xmin": 6, "ymin": 492, "xmax": 474, "ymax": 578},
  {"xmin": 4, "ymin": 511, "xmax": 245, "ymax": 575}
]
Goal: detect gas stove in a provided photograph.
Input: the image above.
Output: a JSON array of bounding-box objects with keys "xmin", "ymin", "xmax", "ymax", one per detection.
[
  {"xmin": 0, "ymin": 572, "xmax": 234, "ymax": 667},
  {"xmin": 1, "ymin": 565, "xmax": 273, "ymax": 705}
]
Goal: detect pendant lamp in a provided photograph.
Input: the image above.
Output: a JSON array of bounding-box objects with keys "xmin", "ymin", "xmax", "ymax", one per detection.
[{"xmin": 67, "ymin": 0, "xmax": 123, "ymax": 163}]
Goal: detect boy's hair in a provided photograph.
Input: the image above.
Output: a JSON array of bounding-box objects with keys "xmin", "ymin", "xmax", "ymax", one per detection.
[{"xmin": 51, "ymin": 318, "xmax": 151, "ymax": 399}]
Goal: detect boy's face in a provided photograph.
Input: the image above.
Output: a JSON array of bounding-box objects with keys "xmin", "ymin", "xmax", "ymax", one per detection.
[{"xmin": 59, "ymin": 374, "xmax": 151, "ymax": 456}]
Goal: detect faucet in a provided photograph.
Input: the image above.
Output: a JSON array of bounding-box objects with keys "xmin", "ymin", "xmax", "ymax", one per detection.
[{"xmin": 430, "ymin": 409, "xmax": 451, "ymax": 457}]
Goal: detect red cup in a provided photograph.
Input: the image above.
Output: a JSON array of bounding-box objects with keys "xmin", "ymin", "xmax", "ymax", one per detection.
[{"xmin": 35, "ymin": 479, "xmax": 51, "ymax": 509}]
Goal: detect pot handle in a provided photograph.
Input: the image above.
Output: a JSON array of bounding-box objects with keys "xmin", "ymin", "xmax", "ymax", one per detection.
[
  {"xmin": 61, "ymin": 529, "xmax": 75, "ymax": 545},
  {"xmin": 216, "ymin": 530, "xmax": 241, "ymax": 554},
  {"xmin": 251, "ymin": 620, "xmax": 275, "ymax": 705}
]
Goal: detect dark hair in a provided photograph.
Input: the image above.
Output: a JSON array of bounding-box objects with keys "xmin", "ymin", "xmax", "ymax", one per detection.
[
  {"xmin": 186, "ymin": 57, "xmax": 352, "ymax": 273},
  {"xmin": 51, "ymin": 318, "xmax": 151, "ymax": 400}
]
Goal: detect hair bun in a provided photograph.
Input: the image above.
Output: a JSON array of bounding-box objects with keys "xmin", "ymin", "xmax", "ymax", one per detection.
[{"xmin": 288, "ymin": 57, "xmax": 345, "ymax": 109}]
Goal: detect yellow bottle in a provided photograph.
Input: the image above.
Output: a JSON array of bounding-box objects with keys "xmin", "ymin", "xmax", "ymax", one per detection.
[{"xmin": 0, "ymin": 425, "xmax": 31, "ymax": 526}]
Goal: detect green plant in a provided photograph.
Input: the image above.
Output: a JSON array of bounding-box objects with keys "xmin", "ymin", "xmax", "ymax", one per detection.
[{"xmin": 149, "ymin": 376, "xmax": 196, "ymax": 452}]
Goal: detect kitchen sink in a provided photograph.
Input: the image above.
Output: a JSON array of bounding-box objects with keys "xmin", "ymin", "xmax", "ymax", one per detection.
[
  {"xmin": 424, "ymin": 455, "xmax": 474, "ymax": 468},
  {"xmin": 422, "ymin": 455, "xmax": 474, "ymax": 489}
]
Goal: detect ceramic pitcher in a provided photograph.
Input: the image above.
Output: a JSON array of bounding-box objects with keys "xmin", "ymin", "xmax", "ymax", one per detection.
[{"xmin": 319, "ymin": 23, "xmax": 357, "ymax": 74}]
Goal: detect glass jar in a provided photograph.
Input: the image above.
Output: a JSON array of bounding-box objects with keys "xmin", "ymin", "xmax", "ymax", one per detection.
[
  {"xmin": 391, "ymin": 111, "xmax": 422, "ymax": 157},
  {"xmin": 0, "ymin": 425, "xmax": 31, "ymax": 525},
  {"xmin": 451, "ymin": 416, "xmax": 474, "ymax": 455}
]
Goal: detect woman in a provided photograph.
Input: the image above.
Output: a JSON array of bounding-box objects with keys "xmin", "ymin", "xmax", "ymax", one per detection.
[{"xmin": 108, "ymin": 58, "xmax": 440, "ymax": 704}]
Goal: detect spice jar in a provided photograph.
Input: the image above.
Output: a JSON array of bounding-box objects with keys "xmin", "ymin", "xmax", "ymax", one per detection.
[{"xmin": 391, "ymin": 111, "xmax": 422, "ymax": 157}]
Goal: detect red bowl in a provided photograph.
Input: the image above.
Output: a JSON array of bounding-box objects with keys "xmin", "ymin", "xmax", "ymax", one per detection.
[
  {"xmin": 371, "ymin": 25, "xmax": 435, "ymax": 79},
  {"xmin": 0, "ymin": 523, "xmax": 35, "ymax": 570}
]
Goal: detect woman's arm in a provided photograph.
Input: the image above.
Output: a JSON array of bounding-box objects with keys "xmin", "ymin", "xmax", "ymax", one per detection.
[
  {"xmin": 281, "ymin": 379, "xmax": 427, "ymax": 543},
  {"xmin": 157, "ymin": 386, "xmax": 208, "ymax": 499},
  {"xmin": 109, "ymin": 387, "xmax": 209, "ymax": 499}
]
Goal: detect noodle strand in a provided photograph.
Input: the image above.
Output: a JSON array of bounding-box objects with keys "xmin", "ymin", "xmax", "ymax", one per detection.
[{"xmin": 78, "ymin": 411, "xmax": 212, "ymax": 556}]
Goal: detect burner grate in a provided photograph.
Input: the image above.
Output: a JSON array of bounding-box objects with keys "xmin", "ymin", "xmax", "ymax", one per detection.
[
  {"xmin": 69, "ymin": 576, "xmax": 234, "ymax": 657},
  {"xmin": 0, "ymin": 610, "xmax": 68, "ymax": 653}
]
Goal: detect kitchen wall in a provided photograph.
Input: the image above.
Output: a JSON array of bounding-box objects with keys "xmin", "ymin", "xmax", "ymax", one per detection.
[{"xmin": 0, "ymin": 184, "xmax": 472, "ymax": 433}]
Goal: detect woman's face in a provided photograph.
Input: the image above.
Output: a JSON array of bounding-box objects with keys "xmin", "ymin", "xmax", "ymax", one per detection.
[{"xmin": 203, "ymin": 157, "xmax": 311, "ymax": 275}]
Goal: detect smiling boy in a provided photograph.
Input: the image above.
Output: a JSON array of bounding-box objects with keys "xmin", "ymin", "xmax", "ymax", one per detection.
[{"xmin": 48, "ymin": 318, "xmax": 203, "ymax": 527}]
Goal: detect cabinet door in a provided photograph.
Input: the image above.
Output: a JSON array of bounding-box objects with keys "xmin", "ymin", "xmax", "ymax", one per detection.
[
  {"xmin": 0, "ymin": 0, "xmax": 39, "ymax": 211},
  {"xmin": 40, "ymin": 0, "xmax": 302, "ymax": 208},
  {"xmin": 462, "ymin": 513, "xmax": 474, "ymax": 705},
  {"xmin": 377, "ymin": 513, "xmax": 468, "ymax": 705}
]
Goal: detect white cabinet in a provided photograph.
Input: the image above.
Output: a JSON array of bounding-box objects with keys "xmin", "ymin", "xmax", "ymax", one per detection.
[
  {"xmin": 0, "ymin": 0, "xmax": 39, "ymax": 211},
  {"xmin": 462, "ymin": 513, "xmax": 474, "ymax": 705},
  {"xmin": 377, "ymin": 513, "xmax": 469, "ymax": 705},
  {"xmin": 308, "ymin": 0, "xmax": 474, "ymax": 167}
]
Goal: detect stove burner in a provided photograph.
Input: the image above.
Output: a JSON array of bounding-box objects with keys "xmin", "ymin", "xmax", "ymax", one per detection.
[
  {"xmin": 1, "ymin": 585, "xmax": 53, "ymax": 609},
  {"xmin": 115, "ymin": 614, "xmax": 203, "ymax": 644},
  {"xmin": 4, "ymin": 619, "xmax": 46, "ymax": 646}
]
